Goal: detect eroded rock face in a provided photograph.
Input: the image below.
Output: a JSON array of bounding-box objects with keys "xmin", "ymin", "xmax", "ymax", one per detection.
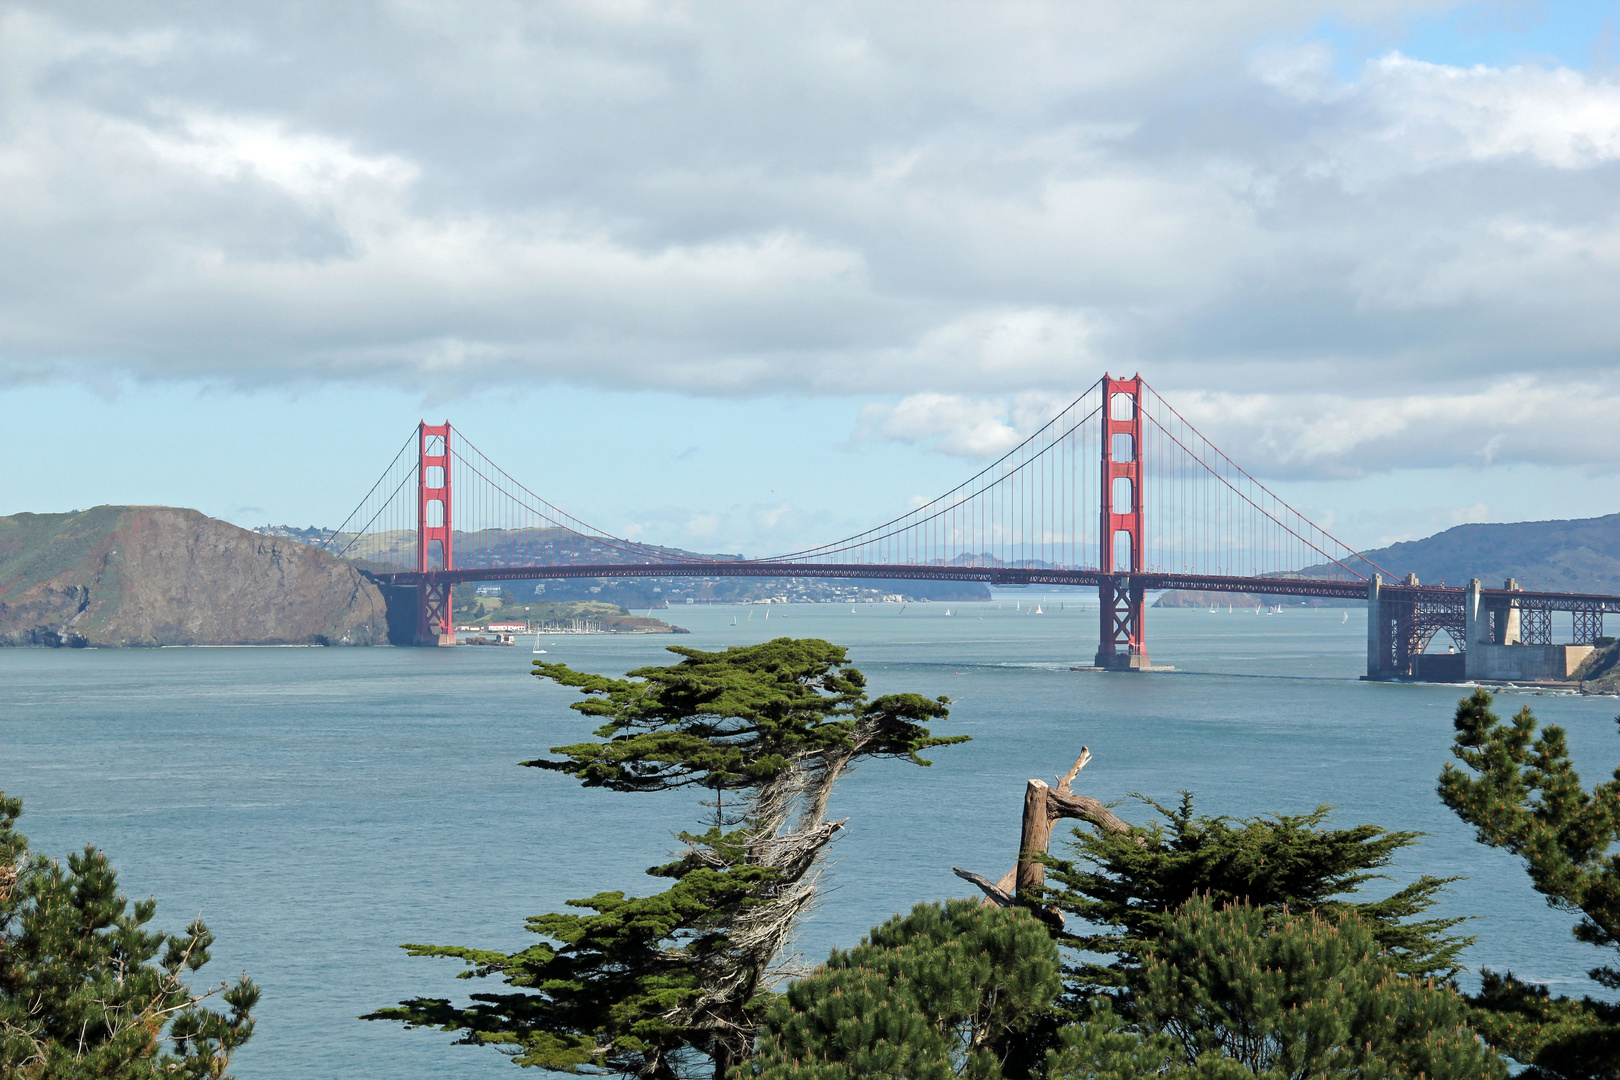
[{"xmin": 0, "ymin": 507, "xmax": 390, "ymax": 647}]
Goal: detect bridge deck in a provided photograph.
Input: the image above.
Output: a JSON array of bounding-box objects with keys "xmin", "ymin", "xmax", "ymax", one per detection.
[{"xmin": 369, "ymin": 563, "xmax": 1620, "ymax": 613}]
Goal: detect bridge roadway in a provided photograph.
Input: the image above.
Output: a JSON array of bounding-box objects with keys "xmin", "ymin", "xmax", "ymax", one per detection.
[{"xmin": 370, "ymin": 562, "xmax": 1620, "ymax": 613}]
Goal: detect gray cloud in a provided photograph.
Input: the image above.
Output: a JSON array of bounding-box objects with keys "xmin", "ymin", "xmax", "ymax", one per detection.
[{"xmin": 2, "ymin": 0, "xmax": 1617, "ymax": 468}]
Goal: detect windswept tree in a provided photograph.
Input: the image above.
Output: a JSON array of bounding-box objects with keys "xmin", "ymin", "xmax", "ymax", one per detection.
[
  {"xmin": 1439, "ymin": 688, "xmax": 1620, "ymax": 1078},
  {"xmin": 0, "ymin": 790, "xmax": 259, "ymax": 1080},
  {"xmin": 369, "ymin": 637, "xmax": 964, "ymax": 1080}
]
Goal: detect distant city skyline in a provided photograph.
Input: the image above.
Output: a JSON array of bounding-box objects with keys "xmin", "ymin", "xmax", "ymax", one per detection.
[{"xmin": 5, "ymin": 1, "xmax": 1620, "ymax": 556}]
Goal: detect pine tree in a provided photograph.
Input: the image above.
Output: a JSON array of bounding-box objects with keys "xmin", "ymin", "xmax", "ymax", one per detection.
[
  {"xmin": 1042, "ymin": 793, "xmax": 1470, "ymax": 1003},
  {"xmin": 0, "ymin": 790, "xmax": 259, "ymax": 1079},
  {"xmin": 1048, "ymin": 898, "xmax": 1505, "ymax": 1080},
  {"xmin": 1438, "ymin": 687, "xmax": 1620, "ymax": 1078},
  {"xmin": 743, "ymin": 900, "xmax": 1063, "ymax": 1080},
  {"xmin": 368, "ymin": 638, "xmax": 965, "ymax": 1080}
]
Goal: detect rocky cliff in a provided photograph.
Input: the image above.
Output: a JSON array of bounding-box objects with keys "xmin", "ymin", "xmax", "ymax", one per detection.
[{"xmin": 0, "ymin": 506, "xmax": 390, "ymax": 647}]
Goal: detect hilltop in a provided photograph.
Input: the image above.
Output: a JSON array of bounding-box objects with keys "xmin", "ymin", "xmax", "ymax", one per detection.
[
  {"xmin": 1346, "ymin": 512, "xmax": 1620, "ymax": 592},
  {"xmin": 1160, "ymin": 513, "xmax": 1620, "ymax": 609},
  {"xmin": 0, "ymin": 507, "xmax": 390, "ymax": 647}
]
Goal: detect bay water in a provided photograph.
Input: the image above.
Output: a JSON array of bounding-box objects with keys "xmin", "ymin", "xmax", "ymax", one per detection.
[{"xmin": 4, "ymin": 597, "xmax": 1618, "ymax": 1078}]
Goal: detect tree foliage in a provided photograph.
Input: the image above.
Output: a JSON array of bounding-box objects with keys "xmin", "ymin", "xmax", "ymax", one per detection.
[
  {"xmin": 1439, "ymin": 688, "xmax": 1620, "ymax": 1078},
  {"xmin": 743, "ymin": 900, "xmax": 1063, "ymax": 1080},
  {"xmin": 0, "ymin": 790, "xmax": 258, "ymax": 1080},
  {"xmin": 369, "ymin": 638, "xmax": 964, "ymax": 1079},
  {"xmin": 1048, "ymin": 898, "xmax": 1504, "ymax": 1080},
  {"xmin": 1043, "ymin": 793, "xmax": 1470, "ymax": 1002}
]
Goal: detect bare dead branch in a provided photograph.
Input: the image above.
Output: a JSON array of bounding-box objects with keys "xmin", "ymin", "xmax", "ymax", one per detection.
[
  {"xmin": 1055, "ymin": 748, "xmax": 1091, "ymax": 795},
  {"xmin": 953, "ymin": 867, "xmax": 1016, "ymax": 907}
]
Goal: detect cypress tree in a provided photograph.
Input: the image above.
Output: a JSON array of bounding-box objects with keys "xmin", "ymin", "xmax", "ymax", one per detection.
[
  {"xmin": 1043, "ymin": 793, "xmax": 1470, "ymax": 1002},
  {"xmin": 369, "ymin": 638, "xmax": 965, "ymax": 1080},
  {"xmin": 1049, "ymin": 898, "xmax": 1505, "ymax": 1080},
  {"xmin": 0, "ymin": 790, "xmax": 259, "ymax": 1079},
  {"xmin": 1439, "ymin": 687, "xmax": 1620, "ymax": 1078},
  {"xmin": 743, "ymin": 899, "xmax": 1063, "ymax": 1080}
]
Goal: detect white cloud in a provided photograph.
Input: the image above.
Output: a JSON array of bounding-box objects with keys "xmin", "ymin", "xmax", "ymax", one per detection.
[
  {"xmin": 1, "ymin": 0, "xmax": 1619, "ymax": 484},
  {"xmin": 683, "ymin": 512, "xmax": 722, "ymax": 539},
  {"xmin": 857, "ymin": 390, "xmax": 1077, "ymax": 458},
  {"xmin": 857, "ymin": 378, "xmax": 1620, "ymax": 483},
  {"xmin": 754, "ymin": 502, "xmax": 798, "ymax": 532}
]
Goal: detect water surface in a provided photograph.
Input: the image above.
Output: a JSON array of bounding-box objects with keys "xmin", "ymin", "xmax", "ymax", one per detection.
[{"xmin": 4, "ymin": 599, "xmax": 1616, "ymax": 1078}]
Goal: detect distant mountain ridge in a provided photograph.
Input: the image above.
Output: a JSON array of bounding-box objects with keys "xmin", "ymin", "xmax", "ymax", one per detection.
[{"xmin": 1349, "ymin": 512, "xmax": 1620, "ymax": 594}]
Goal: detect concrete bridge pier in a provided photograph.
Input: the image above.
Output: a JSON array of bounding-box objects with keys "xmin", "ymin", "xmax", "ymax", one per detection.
[
  {"xmin": 1462, "ymin": 578, "xmax": 1592, "ymax": 682},
  {"xmin": 1366, "ymin": 572, "xmax": 1466, "ymax": 680},
  {"xmin": 1365, "ymin": 573, "xmax": 1424, "ymax": 679}
]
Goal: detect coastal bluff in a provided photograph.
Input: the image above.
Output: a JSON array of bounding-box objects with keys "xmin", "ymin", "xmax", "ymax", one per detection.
[{"xmin": 0, "ymin": 506, "xmax": 389, "ymax": 647}]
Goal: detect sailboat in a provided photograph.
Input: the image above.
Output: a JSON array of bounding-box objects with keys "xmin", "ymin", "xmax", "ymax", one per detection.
[
  {"xmin": 731, "ymin": 616, "xmax": 738, "ymax": 626},
  {"xmin": 945, "ymin": 608, "xmax": 952, "ymax": 616},
  {"xmin": 1034, "ymin": 604, "xmax": 1043, "ymax": 614},
  {"xmin": 1342, "ymin": 611, "xmax": 1349, "ymax": 624},
  {"xmin": 532, "ymin": 632, "xmax": 545, "ymax": 654}
]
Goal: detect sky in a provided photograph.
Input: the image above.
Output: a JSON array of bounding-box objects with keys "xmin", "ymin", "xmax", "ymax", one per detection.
[{"xmin": 4, "ymin": 0, "xmax": 1620, "ymax": 557}]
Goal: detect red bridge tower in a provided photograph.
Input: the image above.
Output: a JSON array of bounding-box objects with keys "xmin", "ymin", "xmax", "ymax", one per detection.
[
  {"xmin": 416, "ymin": 421, "xmax": 455, "ymax": 645},
  {"xmin": 1096, "ymin": 375, "xmax": 1152, "ymax": 670}
]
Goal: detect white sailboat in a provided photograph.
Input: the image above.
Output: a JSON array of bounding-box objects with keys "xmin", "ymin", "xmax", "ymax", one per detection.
[
  {"xmin": 1034, "ymin": 604, "xmax": 1043, "ymax": 614},
  {"xmin": 532, "ymin": 632, "xmax": 546, "ymax": 654},
  {"xmin": 945, "ymin": 608, "xmax": 952, "ymax": 616},
  {"xmin": 731, "ymin": 616, "xmax": 738, "ymax": 626},
  {"xmin": 1342, "ymin": 611, "xmax": 1349, "ymax": 624}
]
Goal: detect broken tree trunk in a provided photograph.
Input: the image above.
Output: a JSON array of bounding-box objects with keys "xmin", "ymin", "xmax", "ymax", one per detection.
[{"xmin": 954, "ymin": 747, "xmax": 1140, "ymax": 918}]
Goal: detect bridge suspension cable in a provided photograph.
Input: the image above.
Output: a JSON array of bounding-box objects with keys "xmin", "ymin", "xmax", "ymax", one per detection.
[
  {"xmin": 762, "ymin": 379, "xmax": 1105, "ymax": 570},
  {"xmin": 325, "ymin": 375, "xmax": 1394, "ymax": 590}
]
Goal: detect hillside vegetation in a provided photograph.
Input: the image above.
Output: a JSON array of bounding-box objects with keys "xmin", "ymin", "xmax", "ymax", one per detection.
[
  {"xmin": 1343, "ymin": 512, "xmax": 1620, "ymax": 592},
  {"xmin": 0, "ymin": 507, "xmax": 390, "ymax": 647}
]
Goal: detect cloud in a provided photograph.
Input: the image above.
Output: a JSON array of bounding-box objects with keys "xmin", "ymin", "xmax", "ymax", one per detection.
[
  {"xmin": 2, "ymin": 0, "xmax": 1619, "ymax": 455},
  {"xmin": 683, "ymin": 512, "xmax": 722, "ymax": 539},
  {"xmin": 857, "ymin": 390, "xmax": 1076, "ymax": 458},
  {"xmin": 857, "ymin": 378, "xmax": 1620, "ymax": 482},
  {"xmin": 754, "ymin": 502, "xmax": 799, "ymax": 532}
]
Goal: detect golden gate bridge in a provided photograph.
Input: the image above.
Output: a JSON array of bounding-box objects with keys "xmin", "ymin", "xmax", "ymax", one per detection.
[{"xmin": 325, "ymin": 375, "xmax": 1620, "ymax": 682}]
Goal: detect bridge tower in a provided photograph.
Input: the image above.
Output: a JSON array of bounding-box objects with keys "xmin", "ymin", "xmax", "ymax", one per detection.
[
  {"xmin": 416, "ymin": 421, "xmax": 455, "ymax": 646},
  {"xmin": 1096, "ymin": 374, "xmax": 1152, "ymax": 670}
]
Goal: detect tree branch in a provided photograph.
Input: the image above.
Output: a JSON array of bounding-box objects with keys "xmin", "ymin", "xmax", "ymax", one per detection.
[{"xmin": 953, "ymin": 867, "xmax": 1016, "ymax": 908}]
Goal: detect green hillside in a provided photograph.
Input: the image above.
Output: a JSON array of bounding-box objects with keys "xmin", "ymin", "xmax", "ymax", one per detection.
[{"xmin": 1351, "ymin": 512, "xmax": 1620, "ymax": 593}]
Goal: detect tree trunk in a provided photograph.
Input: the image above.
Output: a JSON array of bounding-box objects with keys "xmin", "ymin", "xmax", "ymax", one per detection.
[
  {"xmin": 956, "ymin": 749, "xmax": 1143, "ymax": 915},
  {"xmin": 1016, "ymin": 780, "xmax": 1055, "ymax": 900}
]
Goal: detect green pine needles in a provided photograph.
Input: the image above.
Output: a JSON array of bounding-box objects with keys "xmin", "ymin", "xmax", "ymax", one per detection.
[
  {"xmin": 0, "ymin": 790, "xmax": 259, "ymax": 1080},
  {"xmin": 1439, "ymin": 688, "xmax": 1620, "ymax": 1078},
  {"xmin": 1043, "ymin": 793, "xmax": 1472, "ymax": 1002},
  {"xmin": 1050, "ymin": 897, "xmax": 1504, "ymax": 1080},
  {"xmin": 368, "ymin": 638, "xmax": 964, "ymax": 1080},
  {"xmin": 744, "ymin": 900, "xmax": 1064, "ymax": 1080}
]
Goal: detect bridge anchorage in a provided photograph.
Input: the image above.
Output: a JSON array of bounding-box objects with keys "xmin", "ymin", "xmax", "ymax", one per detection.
[{"xmin": 325, "ymin": 376, "xmax": 1620, "ymax": 683}]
